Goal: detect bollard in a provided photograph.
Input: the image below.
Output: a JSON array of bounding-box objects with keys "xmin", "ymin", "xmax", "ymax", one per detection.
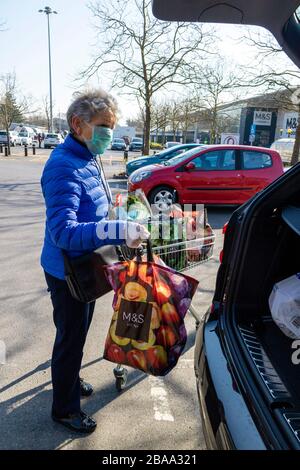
[
  {"xmin": 32, "ymin": 145, "xmax": 36, "ymax": 156},
  {"xmin": 124, "ymin": 149, "xmax": 128, "ymax": 162},
  {"xmin": 0, "ymin": 144, "xmax": 2, "ymax": 153},
  {"xmin": 24, "ymin": 145, "xmax": 28, "ymax": 157},
  {"xmin": 4, "ymin": 146, "xmax": 8, "ymax": 157}
]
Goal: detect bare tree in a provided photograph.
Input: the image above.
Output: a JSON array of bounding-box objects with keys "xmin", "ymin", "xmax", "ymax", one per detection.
[
  {"xmin": 42, "ymin": 95, "xmax": 51, "ymax": 132},
  {"xmin": 178, "ymin": 97, "xmax": 199, "ymax": 143},
  {"xmin": 151, "ymin": 100, "xmax": 171, "ymax": 144},
  {"xmin": 81, "ymin": 0, "xmax": 215, "ymax": 154},
  {"xmin": 241, "ymin": 30, "xmax": 300, "ymax": 165},
  {"xmin": 126, "ymin": 117, "xmax": 143, "ymax": 129},
  {"xmin": 191, "ymin": 62, "xmax": 244, "ymax": 143},
  {"xmin": 166, "ymin": 100, "xmax": 182, "ymax": 142},
  {"xmin": 26, "ymin": 113, "xmax": 48, "ymax": 128},
  {"xmin": 151, "ymin": 98, "xmax": 198, "ymax": 144},
  {"xmin": 0, "ymin": 73, "xmax": 29, "ymax": 155}
]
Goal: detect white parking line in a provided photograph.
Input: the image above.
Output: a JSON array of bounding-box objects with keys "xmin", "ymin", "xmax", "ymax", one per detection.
[
  {"xmin": 149, "ymin": 358, "xmax": 194, "ymax": 422},
  {"xmin": 149, "ymin": 376, "xmax": 174, "ymax": 422}
]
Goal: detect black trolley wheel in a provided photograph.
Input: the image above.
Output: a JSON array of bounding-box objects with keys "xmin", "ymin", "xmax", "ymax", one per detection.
[{"xmin": 113, "ymin": 366, "xmax": 128, "ymax": 392}]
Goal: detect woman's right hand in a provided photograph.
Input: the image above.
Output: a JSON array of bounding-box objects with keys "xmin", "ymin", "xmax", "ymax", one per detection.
[{"xmin": 126, "ymin": 222, "xmax": 150, "ymax": 248}]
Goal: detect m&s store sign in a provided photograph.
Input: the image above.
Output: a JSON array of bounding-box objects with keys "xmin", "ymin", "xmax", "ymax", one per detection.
[{"xmin": 253, "ymin": 110, "xmax": 273, "ymax": 126}]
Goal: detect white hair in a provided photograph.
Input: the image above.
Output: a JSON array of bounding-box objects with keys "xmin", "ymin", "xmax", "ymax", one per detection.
[{"xmin": 67, "ymin": 88, "xmax": 119, "ymax": 131}]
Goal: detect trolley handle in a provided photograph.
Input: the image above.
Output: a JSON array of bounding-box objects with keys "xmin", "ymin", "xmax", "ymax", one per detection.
[{"xmin": 136, "ymin": 238, "xmax": 154, "ymax": 263}]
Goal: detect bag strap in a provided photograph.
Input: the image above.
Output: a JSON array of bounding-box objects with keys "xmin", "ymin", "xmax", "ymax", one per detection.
[
  {"xmin": 136, "ymin": 239, "xmax": 154, "ymax": 263},
  {"xmin": 147, "ymin": 238, "xmax": 154, "ymax": 262},
  {"xmin": 62, "ymin": 248, "xmax": 71, "ymax": 270},
  {"xmin": 61, "ymin": 156, "xmax": 117, "ymax": 265},
  {"xmin": 93, "ymin": 156, "xmax": 113, "ymax": 205}
]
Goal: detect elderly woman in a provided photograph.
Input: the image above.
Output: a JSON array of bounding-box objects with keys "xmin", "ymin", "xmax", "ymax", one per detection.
[{"xmin": 41, "ymin": 89, "xmax": 148, "ymax": 433}]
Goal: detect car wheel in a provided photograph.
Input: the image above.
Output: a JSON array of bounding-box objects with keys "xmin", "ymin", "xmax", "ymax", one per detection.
[{"xmin": 149, "ymin": 186, "xmax": 177, "ymax": 212}]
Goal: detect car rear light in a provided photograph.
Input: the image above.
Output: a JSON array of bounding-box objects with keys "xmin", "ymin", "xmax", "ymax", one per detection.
[
  {"xmin": 222, "ymin": 221, "xmax": 228, "ymax": 235},
  {"xmin": 219, "ymin": 221, "xmax": 229, "ymax": 263},
  {"xmin": 206, "ymin": 303, "xmax": 216, "ymax": 320}
]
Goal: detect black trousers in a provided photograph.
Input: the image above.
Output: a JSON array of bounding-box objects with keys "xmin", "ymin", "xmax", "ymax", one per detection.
[{"xmin": 44, "ymin": 271, "xmax": 95, "ymax": 417}]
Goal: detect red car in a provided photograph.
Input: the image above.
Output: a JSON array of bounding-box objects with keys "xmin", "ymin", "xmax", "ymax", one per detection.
[{"xmin": 128, "ymin": 145, "xmax": 284, "ymax": 210}]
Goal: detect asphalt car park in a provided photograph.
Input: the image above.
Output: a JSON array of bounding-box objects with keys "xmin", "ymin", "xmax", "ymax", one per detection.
[{"xmin": 0, "ymin": 157, "xmax": 231, "ymax": 450}]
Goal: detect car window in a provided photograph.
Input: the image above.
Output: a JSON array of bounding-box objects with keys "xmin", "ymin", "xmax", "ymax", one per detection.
[
  {"xmin": 154, "ymin": 148, "xmax": 169, "ymax": 158},
  {"xmin": 158, "ymin": 147, "xmax": 183, "ymax": 158},
  {"xmin": 46, "ymin": 134, "xmax": 59, "ymax": 138},
  {"xmin": 0, "ymin": 131, "xmax": 7, "ymax": 135},
  {"xmin": 242, "ymin": 151, "xmax": 272, "ymax": 169},
  {"xmin": 191, "ymin": 150, "xmax": 236, "ymax": 171},
  {"xmin": 166, "ymin": 148, "xmax": 186, "ymax": 159},
  {"xmin": 296, "ymin": 6, "xmax": 300, "ymax": 21},
  {"xmin": 165, "ymin": 146, "xmax": 208, "ymax": 166}
]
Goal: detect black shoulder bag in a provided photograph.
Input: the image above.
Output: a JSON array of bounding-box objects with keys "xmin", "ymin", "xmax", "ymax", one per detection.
[{"xmin": 62, "ymin": 156, "xmax": 125, "ymax": 303}]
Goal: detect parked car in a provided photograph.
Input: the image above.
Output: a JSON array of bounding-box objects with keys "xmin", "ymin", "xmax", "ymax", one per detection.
[
  {"xmin": 0, "ymin": 130, "xmax": 19, "ymax": 146},
  {"xmin": 14, "ymin": 132, "xmax": 22, "ymax": 146},
  {"xmin": 18, "ymin": 128, "xmax": 36, "ymax": 146},
  {"xmin": 129, "ymin": 137, "xmax": 143, "ymax": 151},
  {"xmin": 194, "ymin": 161, "xmax": 300, "ymax": 450},
  {"xmin": 165, "ymin": 141, "xmax": 181, "ymax": 149},
  {"xmin": 150, "ymin": 142, "xmax": 164, "ymax": 150},
  {"xmin": 271, "ymin": 138, "xmax": 295, "ymax": 163},
  {"xmin": 44, "ymin": 133, "xmax": 64, "ymax": 149},
  {"xmin": 126, "ymin": 143, "xmax": 202, "ymax": 176},
  {"xmin": 111, "ymin": 138, "xmax": 126, "ymax": 150},
  {"xmin": 128, "ymin": 145, "xmax": 284, "ymax": 210}
]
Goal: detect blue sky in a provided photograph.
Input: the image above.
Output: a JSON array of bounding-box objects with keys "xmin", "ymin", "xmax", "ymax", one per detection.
[
  {"xmin": 0, "ymin": 0, "xmax": 129, "ymax": 120},
  {"xmin": 1, "ymin": 1, "xmax": 293, "ymax": 125}
]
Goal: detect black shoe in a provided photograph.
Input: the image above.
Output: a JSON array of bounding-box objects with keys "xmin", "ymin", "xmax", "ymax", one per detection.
[
  {"xmin": 52, "ymin": 410, "xmax": 97, "ymax": 434},
  {"xmin": 80, "ymin": 378, "xmax": 93, "ymax": 397}
]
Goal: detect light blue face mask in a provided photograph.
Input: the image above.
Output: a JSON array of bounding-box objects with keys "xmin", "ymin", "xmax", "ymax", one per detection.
[{"xmin": 84, "ymin": 124, "xmax": 113, "ymax": 155}]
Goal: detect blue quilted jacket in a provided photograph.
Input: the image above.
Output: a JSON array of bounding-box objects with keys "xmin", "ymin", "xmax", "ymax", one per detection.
[{"xmin": 40, "ymin": 134, "xmax": 126, "ymax": 280}]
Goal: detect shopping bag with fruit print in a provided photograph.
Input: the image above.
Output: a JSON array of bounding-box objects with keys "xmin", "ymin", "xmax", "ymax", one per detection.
[{"xmin": 103, "ymin": 240, "xmax": 199, "ymax": 376}]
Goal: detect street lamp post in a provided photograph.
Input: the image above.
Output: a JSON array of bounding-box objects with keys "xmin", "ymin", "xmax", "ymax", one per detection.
[{"xmin": 38, "ymin": 6, "xmax": 58, "ymax": 133}]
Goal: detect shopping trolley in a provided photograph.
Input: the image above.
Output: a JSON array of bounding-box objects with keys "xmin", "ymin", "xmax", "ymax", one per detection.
[{"xmin": 111, "ymin": 228, "xmax": 215, "ymax": 391}]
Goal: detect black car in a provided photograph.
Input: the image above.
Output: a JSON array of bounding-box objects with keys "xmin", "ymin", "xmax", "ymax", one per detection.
[
  {"xmin": 153, "ymin": 0, "xmax": 300, "ymax": 450},
  {"xmin": 152, "ymin": 1, "xmax": 300, "ymax": 69},
  {"xmin": 194, "ymin": 162, "xmax": 300, "ymax": 450}
]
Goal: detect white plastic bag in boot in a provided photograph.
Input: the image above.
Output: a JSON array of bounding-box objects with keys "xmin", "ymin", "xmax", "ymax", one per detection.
[{"xmin": 269, "ymin": 273, "xmax": 300, "ymax": 339}]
